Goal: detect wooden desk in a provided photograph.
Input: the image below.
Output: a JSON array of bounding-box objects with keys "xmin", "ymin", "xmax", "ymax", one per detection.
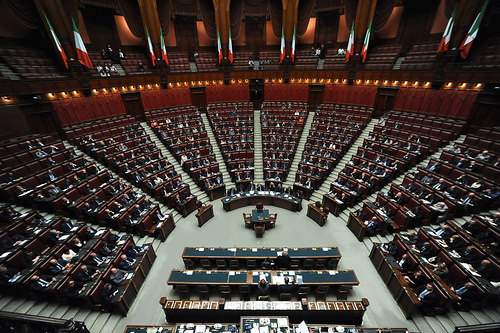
[
  {"xmin": 293, "ymin": 183, "xmax": 313, "ymax": 200},
  {"xmin": 196, "ymin": 204, "xmax": 214, "ymax": 227},
  {"xmin": 155, "ymin": 214, "xmax": 176, "ymax": 241},
  {"xmin": 322, "ymin": 194, "xmax": 344, "ymax": 216},
  {"xmin": 167, "ymin": 269, "xmax": 359, "ymax": 292},
  {"xmin": 182, "ymin": 246, "xmax": 341, "ymax": 269},
  {"xmin": 207, "ymin": 184, "xmax": 226, "ymax": 201},
  {"xmin": 222, "ymin": 192, "xmax": 302, "ymax": 212},
  {"xmin": 179, "ymin": 197, "xmax": 197, "ymax": 217},
  {"xmin": 307, "ymin": 204, "xmax": 328, "ymax": 226},
  {"xmin": 123, "ymin": 326, "xmax": 175, "ymax": 333}
]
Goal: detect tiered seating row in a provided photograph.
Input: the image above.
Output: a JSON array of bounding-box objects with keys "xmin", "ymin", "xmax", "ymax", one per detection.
[
  {"xmin": 148, "ymin": 106, "xmax": 226, "ymax": 200},
  {"xmin": 294, "ymin": 104, "xmax": 372, "ymax": 200},
  {"xmin": 68, "ymin": 117, "xmax": 196, "ymax": 217},
  {"xmin": 0, "ymin": 206, "xmax": 155, "ymax": 315},
  {"xmin": 207, "ymin": 103, "xmax": 254, "ymax": 190}
]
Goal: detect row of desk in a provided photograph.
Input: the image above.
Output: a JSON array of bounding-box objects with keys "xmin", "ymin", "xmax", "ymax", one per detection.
[
  {"xmin": 167, "ymin": 269, "xmax": 359, "ymax": 288},
  {"xmin": 222, "ymin": 192, "xmax": 302, "ymax": 212},
  {"xmin": 125, "ymin": 319, "xmax": 408, "ymax": 333},
  {"xmin": 159, "ymin": 301, "xmax": 366, "ymax": 325}
]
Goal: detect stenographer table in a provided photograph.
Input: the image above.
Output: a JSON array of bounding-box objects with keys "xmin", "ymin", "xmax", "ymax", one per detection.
[
  {"xmin": 222, "ymin": 192, "xmax": 302, "ymax": 212},
  {"xmin": 182, "ymin": 247, "xmax": 341, "ymax": 269}
]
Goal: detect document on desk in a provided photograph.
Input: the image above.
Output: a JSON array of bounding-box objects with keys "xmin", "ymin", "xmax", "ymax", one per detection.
[
  {"xmin": 296, "ymin": 321, "xmax": 308, "ymax": 333},
  {"xmin": 277, "ymin": 318, "xmax": 288, "ymax": 328},
  {"xmin": 259, "ymin": 326, "xmax": 269, "ymax": 333},
  {"xmin": 185, "ymin": 271, "xmax": 193, "ymax": 275},
  {"xmin": 272, "ymin": 276, "xmax": 285, "ymax": 284}
]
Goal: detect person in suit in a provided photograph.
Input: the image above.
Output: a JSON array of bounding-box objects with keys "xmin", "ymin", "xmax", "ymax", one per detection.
[
  {"xmin": 459, "ymin": 246, "xmax": 479, "ymax": 265},
  {"xmin": 63, "ymin": 279, "xmax": 85, "ymax": 299},
  {"xmin": 451, "ymin": 281, "xmax": 479, "ymax": 310},
  {"xmin": 29, "ymin": 274, "xmax": 55, "ymax": 292},
  {"xmin": 47, "ymin": 184, "xmax": 62, "ymax": 197},
  {"xmin": 405, "ymin": 270, "xmax": 426, "ymax": 290},
  {"xmin": 416, "ymin": 283, "xmax": 438, "ymax": 315},
  {"xmin": 447, "ymin": 235, "xmax": 465, "ymax": 251},
  {"xmin": 0, "ymin": 264, "xmax": 19, "ymax": 285},
  {"xmin": 76, "ymin": 265, "xmax": 98, "ymax": 282},
  {"xmin": 98, "ymin": 241, "xmax": 115, "ymax": 257},
  {"xmin": 277, "ymin": 276, "xmax": 295, "ymax": 295},
  {"xmin": 364, "ymin": 216, "xmax": 378, "ymax": 236},
  {"xmin": 473, "ymin": 259, "xmax": 495, "ymax": 280},
  {"xmin": 398, "ymin": 253, "xmax": 412, "ymax": 273},
  {"xmin": 48, "ymin": 258, "xmax": 69, "ymax": 275},
  {"xmin": 88, "ymin": 252, "xmax": 106, "ymax": 267},
  {"xmin": 110, "ymin": 268, "xmax": 131, "ymax": 285},
  {"xmin": 101, "ymin": 283, "xmax": 119, "ymax": 310},
  {"xmin": 45, "ymin": 170, "xmax": 58, "ymax": 182},
  {"xmin": 46, "ymin": 229, "xmax": 62, "ymax": 246},
  {"xmin": 118, "ymin": 254, "xmax": 136, "ymax": 270},
  {"xmin": 414, "ymin": 241, "xmax": 434, "ymax": 258},
  {"xmin": 60, "ymin": 217, "xmax": 74, "ymax": 233},
  {"xmin": 276, "ymin": 251, "xmax": 291, "ymax": 270}
]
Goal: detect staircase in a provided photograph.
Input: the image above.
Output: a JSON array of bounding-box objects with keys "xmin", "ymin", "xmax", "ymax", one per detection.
[
  {"xmin": 317, "ymin": 58, "xmax": 325, "ymax": 70},
  {"xmin": 392, "ymin": 56, "xmax": 405, "ymax": 70},
  {"xmin": 309, "ymin": 119, "xmax": 378, "ymax": 204},
  {"xmin": 283, "ymin": 112, "xmax": 315, "ymax": 187},
  {"xmin": 113, "ymin": 63, "xmax": 126, "ymax": 76},
  {"xmin": 200, "ymin": 113, "xmax": 234, "ymax": 187},
  {"xmin": 253, "ymin": 109, "xmax": 264, "ymax": 182},
  {"xmin": 0, "ymin": 63, "xmax": 21, "ymax": 80},
  {"xmin": 190, "ymin": 62, "xmax": 198, "ymax": 72},
  {"xmin": 141, "ymin": 122, "xmax": 209, "ymax": 204}
]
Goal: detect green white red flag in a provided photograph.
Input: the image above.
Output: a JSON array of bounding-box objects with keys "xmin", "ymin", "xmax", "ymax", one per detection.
[
  {"xmin": 160, "ymin": 27, "xmax": 169, "ymax": 65},
  {"xmin": 437, "ymin": 4, "xmax": 457, "ymax": 54},
  {"xmin": 291, "ymin": 26, "xmax": 296, "ymax": 62},
  {"xmin": 361, "ymin": 19, "xmax": 372, "ymax": 63},
  {"xmin": 217, "ymin": 28, "xmax": 222, "ymax": 64},
  {"xmin": 280, "ymin": 27, "xmax": 285, "ymax": 63},
  {"xmin": 44, "ymin": 12, "xmax": 68, "ymax": 69},
  {"xmin": 459, "ymin": 0, "xmax": 489, "ymax": 59},
  {"xmin": 146, "ymin": 28, "xmax": 156, "ymax": 66},
  {"xmin": 72, "ymin": 18, "xmax": 92, "ymax": 68},
  {"xmin": 346, "ymin": 22, "xmax": 354, "ymax": 63},
  {"xmin": 228, "ymin": 28, "xmax": 233, "ymax": 64}
]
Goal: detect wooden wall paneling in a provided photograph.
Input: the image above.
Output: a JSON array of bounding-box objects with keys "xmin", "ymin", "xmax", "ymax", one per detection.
[
  {"xmin": 121, "ymin": 92, "xmax": 146, "ymax": 122},
  {"xmin": 315, "ymin": 10, "xmax": 340, "ymax": 46}
]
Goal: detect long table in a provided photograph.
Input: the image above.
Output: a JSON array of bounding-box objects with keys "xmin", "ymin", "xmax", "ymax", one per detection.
[
  {"xmin": 222, "ymin": 192, "xmax": 302, "ymax": 212},
  {"xmin": 159, "ymin": 300, "xmax": 366, "ymax": 325},
  {"xmin": 167, "ymin": 269, "xmax": 359, "ymax": 289},
  {"xmin": 182, "ymin": 247, "xmax": 341, "ymax": 269}
]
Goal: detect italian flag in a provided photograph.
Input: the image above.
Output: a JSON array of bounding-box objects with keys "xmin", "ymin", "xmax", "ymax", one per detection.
[
  {"xmin": 44, "ymin": 12, "xmax": 68, "ymax": 69},
  {"xmin": 280, "ymin": 27, "xmax": 285, "ymax": 63},
  {"xmin": 291, "ymin": 26, "xmax": 296, "ymax": 63},
  {"xmin": 361, "ymin": 19, "xmax": 372, "ymax": 63},
  {"xmin": 437, "ymin": 4, "xmax": 457, "ymax": 54},
  {"xmin": 217, "ymin": 28, "xmax": 222, "ymax": 64},
  {"xmin": 459, "ymin": 0, "xmax": 489, "ymax": 59},
  {"xmin": 228, "ymin": 28, "xmax": 233, "ymax": 64},
  {"xmin": 160, "ymin": 28, "xmax": 169, "ymax": 65},
  {"xmin": 346, "ymin": 22, "xmax": 354, "ymax": 63},
  {"xmin": 72, "ymin": 18, "xmax": 92, "ymax": 68},
  {"xmin": 146, "ymin": 27, "xmax": 155, "ymax": 66}
]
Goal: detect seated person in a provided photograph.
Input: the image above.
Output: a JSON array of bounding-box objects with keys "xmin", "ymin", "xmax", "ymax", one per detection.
[
  {"xmin": 276, "ymin": 251, "xmax": 291, "ymax": 270},
  {"xmin": 451, "ymin": 281, "xmax": 478, "ymax": 310},
  {"xmin": 416, "ymin": 283, "xmax": 438, "ymax": 315},
  {"xmin": 256, "ymin": 279, "xmax": 270, "ymax": 299},
  {"xmin": 363, "ymin": 216, "xmax": 378, "ymax": 236},
  {"xmin": 110, "ymin": 268, "xmax": 132, "ymax": 285}
]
